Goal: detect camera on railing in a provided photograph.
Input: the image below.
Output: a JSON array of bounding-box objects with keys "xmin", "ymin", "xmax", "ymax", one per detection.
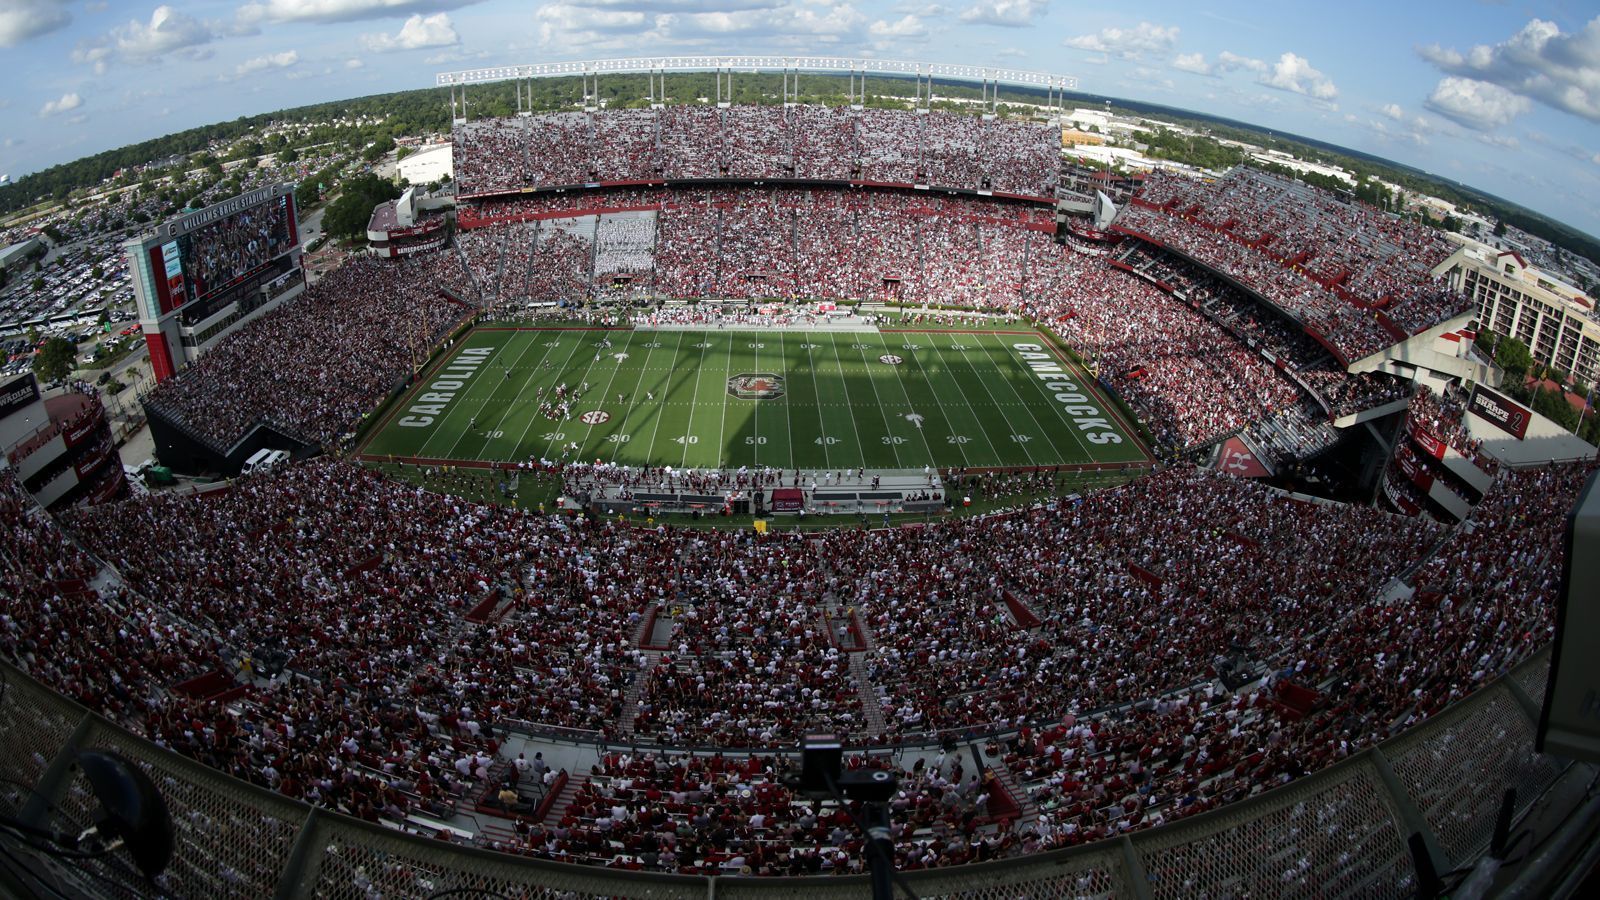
[{"xmin": 790, "ymin": 733, "xmax": 898, "ymax": 803}]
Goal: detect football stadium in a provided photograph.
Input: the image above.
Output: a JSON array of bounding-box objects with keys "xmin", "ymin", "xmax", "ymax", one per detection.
[{"xmin": 2, "ymin": 49, "xmax": 1600, "ymax": 900}]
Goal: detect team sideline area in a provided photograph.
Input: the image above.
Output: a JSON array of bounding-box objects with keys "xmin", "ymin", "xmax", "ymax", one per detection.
[{"xmin": 359, "ymin": 320, "xmax": 1147, "ymax": 477}]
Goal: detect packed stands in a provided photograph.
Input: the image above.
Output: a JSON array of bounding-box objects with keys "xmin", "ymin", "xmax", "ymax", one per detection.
[
  {"xmin": 452, "ymin": 105, "xmax": 1060, "ymax": 198},
  {"xmin": 4, "ymin": 450, "xmax": 1590, "ymax": 873},
  {"xmin": 1112, "ymin": 168, "xmax": 1471, "ymax": 363},
  {"xmin": 141, "ymin": 257, "xmax": 471, "ymax": 450}
]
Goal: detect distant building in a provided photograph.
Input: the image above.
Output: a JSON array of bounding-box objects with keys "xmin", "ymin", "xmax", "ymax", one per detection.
[
  {"xmin": 0, "ymin": 373, "xmax": 124, "ymax": 509},
  {"xmin": 367, "ymin": 187, "xmax": 450, "ymax": 258},
  {"xmin": 1060, "ymin": 129, "xmax": 1107, "ymax": 147},
  {"xmin": 398, "ymin": 143, "xmax": 453, "ymax": 187},
  {"xmin": 1447, "ymin": 238, "xmax": 1600, "ymax": 386},
  {"xmin": 0, "ymin": 236, "xmax": 43, "ymax": 271}
]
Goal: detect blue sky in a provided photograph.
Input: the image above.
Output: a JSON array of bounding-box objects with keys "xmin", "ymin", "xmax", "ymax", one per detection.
[{"xmin": 2, "ymin": 1, "xmax": 1597, "ymax": 238}]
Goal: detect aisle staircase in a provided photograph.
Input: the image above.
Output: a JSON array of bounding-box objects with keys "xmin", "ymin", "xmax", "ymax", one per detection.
[
  {"xmin": 616, "ymin": 649, "xmax": 661, "ymax": 736},
  {"xmin": 540, "ymin": 771, "xmax": 589, "ymax": 826}
]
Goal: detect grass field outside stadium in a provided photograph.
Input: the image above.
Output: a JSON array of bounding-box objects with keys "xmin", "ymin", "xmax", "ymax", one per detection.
[{"xmin": 358, "ymin": 323, "xmax": 1150, "ymax": 474}]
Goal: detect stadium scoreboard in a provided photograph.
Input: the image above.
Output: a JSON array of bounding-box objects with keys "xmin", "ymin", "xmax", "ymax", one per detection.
[{"xmin": 124, "ymin": 183, "xmax": 303, "ymax": 382}]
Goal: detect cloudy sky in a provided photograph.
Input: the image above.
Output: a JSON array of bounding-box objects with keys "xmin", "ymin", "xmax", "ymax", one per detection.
[{"xmin": 1, "ymin": 1, "xmax": 1597, "ymax": 237}]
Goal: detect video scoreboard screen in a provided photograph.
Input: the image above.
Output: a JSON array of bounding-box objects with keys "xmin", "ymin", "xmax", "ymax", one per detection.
[
  {"xmin": 142, "ymin": 185, "xmax": 298, "ymax": 316},
  {"xmin": 182, "ymin": 194, "xmax": 294, "ymax": 303}
]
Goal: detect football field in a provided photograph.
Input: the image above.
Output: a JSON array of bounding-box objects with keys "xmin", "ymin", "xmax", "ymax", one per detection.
[{"xmin": 359, "ymin": 326, "xmax": 1149, "ymax": 472}]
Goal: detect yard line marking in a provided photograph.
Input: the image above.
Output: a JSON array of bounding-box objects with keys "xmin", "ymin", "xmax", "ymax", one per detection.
[
  {"xmin": 642, "ymin": 331, "xmax": 685, "ymax": 463},
  {"xmin": 713, "ymin": 333, "xmax": 735, "ymax": 469},
  {"xmin": 941, "ymin": 331, "xmax": 1038, "ymax": 466},
  {"xmin": 477, "ymin": 329, "xmax": 561, "ymax": 460},
  {"xmin": 582, "ymin": 330, "xmax": 637, "ymax": 461},
  {"xmin": 972, "ymin": 334, "xmax": 1069, "ymax": 465},
  {"xmin": 869, "ymin": 332, "xmax": 940, "ymax": 468},
  {"xmin": 526, "ymin": 331, "xmax": 594, "ymax": 461},
  {"xmin": 435, "ymin": 334, "xmax": 521, "ymax": 462},
  {"xmin": 892, "ymin": 333, "xmax": 973, "ymax": 469},
  {"xmin": 823, "ymin": 331, "xmax": 869, "ymax": 470},
  {"xmin": 923, "ymin": 332, "xmax": 1007, "ymax": 465},
  {"xmin": 836, "ymin": 331, "xmax": 903, "ymax": 468},
  {"xmin": 779, "ymin": 331, "xmax": 796, "ymax": 471},
  {"xmin": 680, "ymin": 335, "xmax": 713, "ymax": 468}
]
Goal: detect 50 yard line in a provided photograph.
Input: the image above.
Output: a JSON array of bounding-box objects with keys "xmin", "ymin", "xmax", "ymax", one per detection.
[{"xmin": 779, "ymin": 331, "xmax": 796, "ymax": 471}]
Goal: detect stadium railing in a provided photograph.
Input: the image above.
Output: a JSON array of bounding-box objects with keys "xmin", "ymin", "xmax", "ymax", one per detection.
[{"xmin": 2, "ymin": 645, "xmax": 1581, "ymax": 897}]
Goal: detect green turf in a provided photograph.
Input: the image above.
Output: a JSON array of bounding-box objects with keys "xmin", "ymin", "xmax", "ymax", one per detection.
[{"xmin": 359, "ymin": 326, "xmax": 1149, "ymax": 471}]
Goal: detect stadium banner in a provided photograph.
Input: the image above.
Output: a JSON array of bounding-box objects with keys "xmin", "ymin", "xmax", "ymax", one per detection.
[
  {"xmin": 1409, "ymin": 421, "xmax": 1448, "ymax": 460},
  {"xmin": 770, "ymin": 488, "xmax": 804, "ymax": 512},
  {"xmin": 1216, "ymin": 437, "xmax": 1272, "ymax": 478},
  {"xmin": 0, "ymin": 372, "xmax": 40, "ymax": 421},
  {"xmin": 1467, "ymin": 385, "xmax": 1532, "ymax": 439}
]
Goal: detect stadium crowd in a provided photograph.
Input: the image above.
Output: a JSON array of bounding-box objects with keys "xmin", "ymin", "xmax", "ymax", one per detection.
[
  {"xmin": 453, "ymin": 106, "xmax": 1058, "ymax": 198},
  {"xmin": 3, "ymin": 440, "xmax": 1593, "ymax": 873},
  {"xmin": 142, "ymin": 257, "xmax": 471, "ymax": 449},
  {"xmin": 1115, "ymin": 168, "xmax": 1470, "ymax": 362}
]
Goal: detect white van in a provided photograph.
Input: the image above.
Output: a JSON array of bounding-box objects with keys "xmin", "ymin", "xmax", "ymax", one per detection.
[{"xmin": 240, "ymin": 448, "xmax": 289, "ymax": 476}]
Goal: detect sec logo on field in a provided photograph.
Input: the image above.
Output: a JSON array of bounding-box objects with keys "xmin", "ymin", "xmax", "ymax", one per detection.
[
  {"xmin": 579, "ymin": 410, "xmax": 611, "ymax": 424},
  {"xmin": 879, "ymin": 354, "xmax": 904, "ymax": 365}
]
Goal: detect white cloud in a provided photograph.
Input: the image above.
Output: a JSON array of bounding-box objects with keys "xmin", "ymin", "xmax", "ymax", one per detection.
[
  {"xmin": 1419, "ymin": 16, "xmax": 1600, "ymax": 123},
  {"xmin": 38, "ymin": 91, "xmax": 82, "ymax": 117},
  {"xmin": 1380, "ymin": 103, "xmax": 1404, "ymax": 120},
  {"xmin": 1171, "ymin": 52, "xmax": 1212, "ymax": 75},
  {"xmin": 72, "ymin": 5, "xmax": 216, "ymax": 72},
  {"xmin": 892, "ymin": 3, "xmax": 947, "ymax": 15},
  {"xmin": 0, "ymin": 0, "xmax": 71, "ymax": 47},
  {"xmin": 230, "ymin": 49, "xmax": 298, "ymax": 78},
  {"xmin": 534, "ymin": 1, "xmax": 866, "ymax": 52},
  {"xmin": 869, "ymin": 14, "xmax": 929, "ymax": 41},
  {"xmin": 1216, "ymin": 50, "xmax": 1267, "ymax": 74},
  {"xmin": 1064, "ymin": 21, "xmax": 1177, "ymax": 60},
  {"xmin": 361, "ymin": 11, "xmax": 458, "ymax": 51},
  {"xmin": 345, "ymin": 57, "xmax": 363, "ymax": 68},
  {"xmin": 237, "ymin": 0, "xmax": 485, "ymax": 25},
  {"xmin": 1425, "ymin": 76, "xmax": 1533, "ymax": 129},
  {"xmin": 958, "ymin": 0, "xmax": 1046, "ymax": 28},
  {"xmin": 1259, "ymin": 52, "xmax": 1337, "ymax": 100}
]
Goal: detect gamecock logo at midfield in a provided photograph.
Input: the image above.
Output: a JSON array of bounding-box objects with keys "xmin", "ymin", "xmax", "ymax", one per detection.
[{"xmin": 728, "ymin": 373, "xmax": 786, "ymax": 400}]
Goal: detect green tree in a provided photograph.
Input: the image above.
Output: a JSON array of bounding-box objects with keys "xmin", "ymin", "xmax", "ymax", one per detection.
[
  {"xmin": 1494, "ymin": 335, "xmax": 1533, "ymax": 379},
  {"xmin": 1532, "ymin": 386, "xmax": 1580, "ymax": 431},
  {"xmin": 1492, "ymin": 219, "xmax": 1507, "ymax": 237},
  {"xmin": 323, "ymin": 172, "xmax": 401, "ymax": 241},
  {"xmin": 362, "ymin": 135, "xmax": 396, "ymax": 162},
  {"xmin": 90, "ymin": 264, "xmax": 103, "ymax": 280},
  {"xmin": 30, "ymin": 276, "xmax": 45, "ymax": 292},
  {"xmin": 32, "ymin": 337, "xmax": 76, "ymax": 383},
  {"xmin": 278, "ymin": 147, "xmax": 300, "ymax": 164}
]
